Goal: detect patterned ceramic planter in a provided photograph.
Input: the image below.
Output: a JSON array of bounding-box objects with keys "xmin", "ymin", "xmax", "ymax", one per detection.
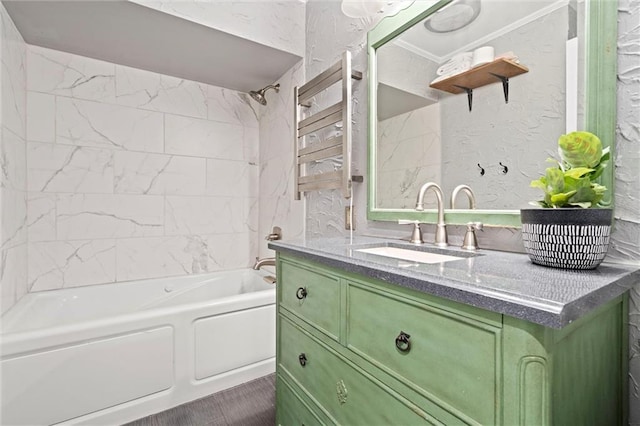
[{"xmin": 520, "ymin": 208, "xmax": 613, "ymax": 270}]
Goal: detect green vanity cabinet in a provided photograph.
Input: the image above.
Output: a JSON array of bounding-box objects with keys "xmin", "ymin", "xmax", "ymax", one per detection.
[{"xmin": 275, "ymin": 253, "xmax": 627, "ymax": 426}]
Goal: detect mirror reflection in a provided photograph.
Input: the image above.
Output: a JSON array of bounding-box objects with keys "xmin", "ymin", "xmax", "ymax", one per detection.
[{"xmin": 375, "ymin": 0, "xmax": 583, "ymax": 211}]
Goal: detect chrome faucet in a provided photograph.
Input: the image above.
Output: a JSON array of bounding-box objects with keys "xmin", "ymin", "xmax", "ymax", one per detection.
[
  {"xmin": 415, "ymin": 182, "xmax": 448, "ymax": 247},
  {"xmin": 450, "ymin": 185, "xmax": 476, "ymax": 209},
  {"xmin": 462, "ymin": 222, "xmax": 483, "ymax": 251},
  {"xmin": 398, "ymin": 220, "xmax": 424, "ymax": 244},
  {"xmin": 252, "ymin": 257, "xmax": 276, "ymax": 270}
]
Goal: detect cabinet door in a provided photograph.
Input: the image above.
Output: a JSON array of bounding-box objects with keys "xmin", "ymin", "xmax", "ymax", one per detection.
[
  {"xmin": 279, "ymin": 315, "xmax": 440, "ymax": 426},
  {"xmin": 279, "ymin": 259, "xmax": 341, "ymax": 340},
  {"xmin": 347, "ymin": 282, "xmax": 501, "ymax": 425}
]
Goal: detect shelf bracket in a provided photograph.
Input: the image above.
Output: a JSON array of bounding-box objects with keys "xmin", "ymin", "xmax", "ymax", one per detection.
[
  {"xmin": 453, "ymin": 85, "xmax": 473, "ymax": 112},
  {"xmin": 489, "ymin": 73, "xmax": 510, "ymax": 104}
]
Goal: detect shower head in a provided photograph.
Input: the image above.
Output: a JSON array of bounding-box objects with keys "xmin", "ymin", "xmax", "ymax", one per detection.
[{"xmin": 249, "ymin": 83, "xmax": 280, "ymax": 105}]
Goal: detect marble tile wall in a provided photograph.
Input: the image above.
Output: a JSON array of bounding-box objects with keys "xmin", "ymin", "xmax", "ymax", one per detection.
[
  {"xmin": 377, "ymin": 105, "xmax": 442, "ymax": 209},
  {"xmin": 24, "ymin": 45, "xmax": 260, "ymax": 291},
  {"xmin": 257, "ymin": 61, "xmax": 306, "ymax": 260},
  {"xmin": 0, "ymin": 3, "xmax": 27, "ymax": 314}
]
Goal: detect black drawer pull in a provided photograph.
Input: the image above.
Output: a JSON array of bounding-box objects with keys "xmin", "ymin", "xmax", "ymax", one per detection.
[
  {"xmin": 395, "ymin": 331, "xmax": 411, "ymax": 353},
  {"xmin": 296, "ymin": 287, "xmax": 308, "ymax": 300},
  {"xmin": 299, "ymin": 353, "xmax": 307, "ymax": 367}
]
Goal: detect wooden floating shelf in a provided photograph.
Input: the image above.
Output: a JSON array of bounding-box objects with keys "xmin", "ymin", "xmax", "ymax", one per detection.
[{"xmin": 429, "ymin": 58, "xmax": 529, "ymax": 94}]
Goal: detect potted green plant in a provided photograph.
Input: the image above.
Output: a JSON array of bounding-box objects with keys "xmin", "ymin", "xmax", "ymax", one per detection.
[{"xmin": 520, "ymin": 131, "xmax": 613, "ymax": 269}]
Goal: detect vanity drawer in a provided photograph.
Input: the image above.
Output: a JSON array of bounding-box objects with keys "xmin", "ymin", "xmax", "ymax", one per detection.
[
  {"xmin": 279, "ymin": 315, "xmax": 436, "ymax": 426},
  {"xmin": 346, "ymin": 282, "xmax": 501, "ymax": 426},
  {"xmin": 279, "ymin": 259, "xmax": 341, "ymax": 340},
  {"xmin": 276, "ymin": 375, "xmax": 325, "ymax": 426}
]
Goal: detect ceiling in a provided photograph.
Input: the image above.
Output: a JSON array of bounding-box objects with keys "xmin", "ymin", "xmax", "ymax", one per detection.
[
  {"xmin": 2, "ymin": 0, "xmax": 302, "ymax": 93},
  {"xmin": 395, "ymin": 0, "xmax": 568, "ymax": 63}
]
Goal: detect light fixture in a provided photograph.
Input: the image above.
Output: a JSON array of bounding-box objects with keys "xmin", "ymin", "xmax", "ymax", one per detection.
[{"xmin": 424, "ymin": 0, "xmax": 481, "ymax": 33}]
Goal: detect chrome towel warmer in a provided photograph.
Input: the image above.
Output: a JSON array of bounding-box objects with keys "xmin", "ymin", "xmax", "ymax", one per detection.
[{"xmin": 294, "ymin": 51, "xmax": 362, "ymax": 200}]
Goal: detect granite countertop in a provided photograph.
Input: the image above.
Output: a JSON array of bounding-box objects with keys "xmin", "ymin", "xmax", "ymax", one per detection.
[{"xmin": 269, "ymin": 236, "xmax": 640, "ymax": 329}]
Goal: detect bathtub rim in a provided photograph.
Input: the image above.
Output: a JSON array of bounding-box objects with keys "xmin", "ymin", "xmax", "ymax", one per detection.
[{"xmin": 1, "ymin": 267, "xmax": 275, "ymax": 337}]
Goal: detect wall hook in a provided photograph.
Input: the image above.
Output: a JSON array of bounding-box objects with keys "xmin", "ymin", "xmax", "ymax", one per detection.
[
  {"xmin": 499, "ymin": 162, "xmax": 508, "ymax": 174},
  {"xmin": 477, "ymin": 163, "xmax": 485, "ymax": 176}
]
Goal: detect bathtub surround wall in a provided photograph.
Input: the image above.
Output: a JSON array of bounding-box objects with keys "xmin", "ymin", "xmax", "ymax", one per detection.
[
  {"xmin": 25, "ymin": 45, "xmax": 260, "ymax": 291},
  {"xmin": 0, "ymin": 4, "xmax": 27, "ymax": 314},
  {"xmin": 376, "ymin": 42, "xmax": 442, "ymax": 209},
  {"xmin": 257, "ymin": 62, "xmax": 306, "ymax": 260},
  {"xmin": 376, "ymin": 104, "xmax": 442, "ymax": 209}
]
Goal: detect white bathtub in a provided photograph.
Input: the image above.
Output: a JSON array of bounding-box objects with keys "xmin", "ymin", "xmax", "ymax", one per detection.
[{"xmin": 0, "ymin": 268, "xmax": 276, "ymax": 425}]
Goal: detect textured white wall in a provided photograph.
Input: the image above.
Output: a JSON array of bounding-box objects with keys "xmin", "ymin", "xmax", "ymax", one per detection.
[
  {"xmin": 304, "ymin": 0, "xmax": 376, "ymax": 238},
  {"xmin": 0, "ymin": 3, "xmax": 27, "ymax": 314},
  {"xmin": 440, "ymin": 7, "xmax": 567, "ymax": 210},
  {"xmin": 615, "ymin": 1, "xmax": 640, "ymax": 423},
  {"xmin": 24, "ymin": 45, "xmax": 261, "ymax": 291}
]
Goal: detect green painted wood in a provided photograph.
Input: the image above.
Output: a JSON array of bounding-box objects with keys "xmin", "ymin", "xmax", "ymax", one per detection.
[
  {"xmin": 366, "ymin": 0, "xmax": 618, "ymax": 226},
  {"xmin": 279, "ymin": 259, "xmax": 342, "ymax": 341},
  {"xmin": 500, "ymin": 319, "xmax": 552, "ymax": 426},
  {"xmin": 281, "ymin": 253, "xmax": 503, "ymax": 328},
  {"xmin": 501, "ymin": 295, "xmax": 627, "ymax": 425},
  {"xmin": 276, "ymin": 376, "xmax": 326, "ymax": 426},
  {"xmin": 551, "ymin": 297, "xmax": 625, "ymax": 425},
  {"xmin": 585, "ymin": 0, "xmax": 618, "ymax": 207},
  {"xmin": 347, "ymin": 282, "xmax": 500, "ymax": 425},
  {"xmin": 279, "ymin": 315, "xmax": 437, "ymax": 426},
  {"xmin": 342, "ymin": 271, "xmax": 503, "ymax": 329},
  {"xmin": 276, "ymin": 253, "xmax": 627, "ymax": 425}
]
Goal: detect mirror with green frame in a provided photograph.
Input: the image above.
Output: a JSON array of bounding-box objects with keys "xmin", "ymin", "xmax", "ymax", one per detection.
[{"xmin": 367, "ymin": 0, "xmax": 616, "ymax": 227}]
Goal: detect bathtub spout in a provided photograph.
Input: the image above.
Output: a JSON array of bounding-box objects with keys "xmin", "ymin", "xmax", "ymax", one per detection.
[{"xmin": 253, "ymin": 257, "xmax": 276, "ymax": 270}]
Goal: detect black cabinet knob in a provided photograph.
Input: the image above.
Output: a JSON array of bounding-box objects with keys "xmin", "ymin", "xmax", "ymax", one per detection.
[
  {"xmin": 296, "ymin": 287, "xmax": 308, "ymax": 300},
  {"xmin": 395, "ymin": 331, "xmax": 411, "ymax": 353},
  {"xmin": 299, "ymin": 353, "xmax": 307, "ymax": 367}
]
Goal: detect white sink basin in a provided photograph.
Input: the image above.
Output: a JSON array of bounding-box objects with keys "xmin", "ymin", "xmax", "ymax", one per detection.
[{"xmin": 356, "ymin": 246, "xmax": 465, "ymax": 264}]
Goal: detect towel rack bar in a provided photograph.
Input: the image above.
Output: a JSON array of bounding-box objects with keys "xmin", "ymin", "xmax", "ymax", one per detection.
[
  {"xmin": 299, "ymin": 60, "xmax": 343, "ymax": 95},
  {"xmin": 298, "ymin": 136, "xmax": 342, "ymax": 156},
  {"xmin": 298, "ymin": 102, "xmax": 342, "ymax": 129},
  {"xmin": 298, "ymin": 145, "xmax": 343, "ymax": 164},
  {"xmin": 298, "ymin": 180, "xmax": 342, "ymax": 193},
  {"xmin": 298, "ymin": 70, "xmax": 342, "ymax": 106},
  {"xmin": 299, "ymin": 73, "xmax": 362, "ymax": 108},
  {"xmin": 298, "ymin": 170, "xmax": 343, "ymax": 185},
  {"xmin": 298, "ymin": 111, "xmax": 343, "ymax": 137},
  {"xmin": 299, "ymin": 59, "xmax": 363, "ymax": 96}
]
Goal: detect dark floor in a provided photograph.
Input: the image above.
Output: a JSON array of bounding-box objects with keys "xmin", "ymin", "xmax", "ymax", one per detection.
[{"xmin": 124, "ymin": 374, "xmax": 275, "ymax": 426}]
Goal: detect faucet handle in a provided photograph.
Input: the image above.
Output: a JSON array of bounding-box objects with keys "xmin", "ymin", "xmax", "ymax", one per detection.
[
  {"xmin": 265, "ymin": 226, "xmax": 282, "ymax": 241},
  {"xmin": 462, "ymin": 222, "xmax": 483, "ymax": 251},
  {"xmin": 398, "ymin": 220, "xmax": 424, "ymax": 245}
]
